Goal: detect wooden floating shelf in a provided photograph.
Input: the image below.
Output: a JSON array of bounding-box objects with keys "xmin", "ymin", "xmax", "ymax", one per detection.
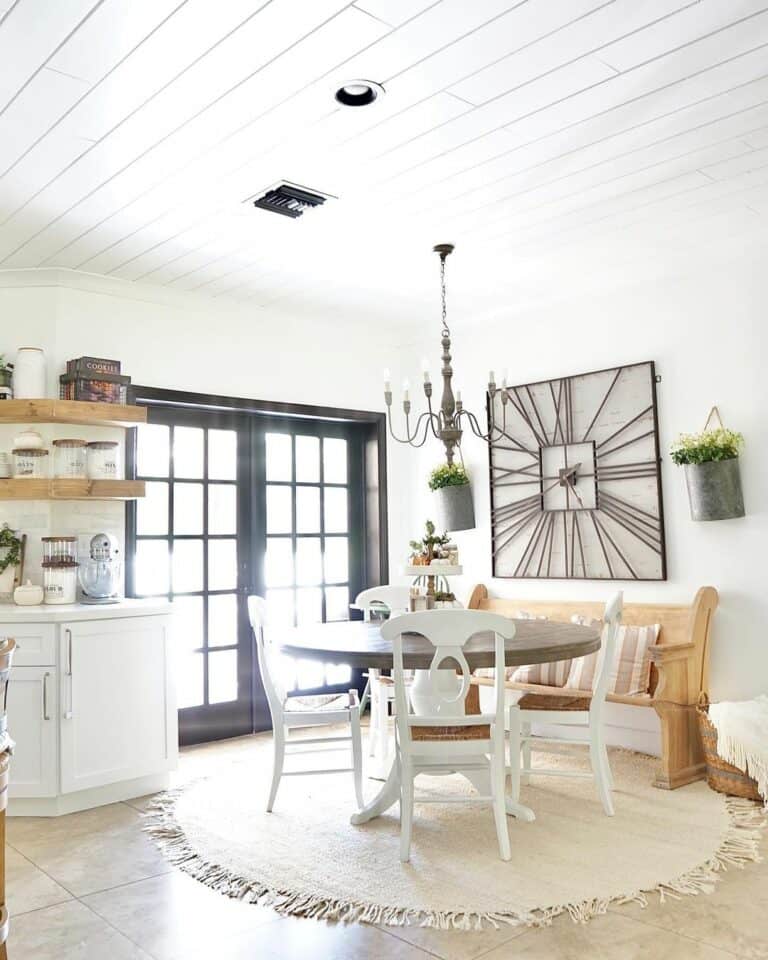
[
  {"xmin": 0, "ymin": 399, "xmax": 147, "ymax": 428},
  {"xmin": 0, "ymin": 479, "xmax": 145, "ymax": 501}
]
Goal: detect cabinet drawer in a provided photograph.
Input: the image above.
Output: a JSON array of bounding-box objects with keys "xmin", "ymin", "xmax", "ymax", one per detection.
[{"xmin": 0, "ymin": 623, "xmax": 56, "ymax": 666}]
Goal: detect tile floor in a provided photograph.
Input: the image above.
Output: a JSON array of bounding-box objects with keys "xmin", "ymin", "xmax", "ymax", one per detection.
[{"xmin": 6, "ymin": 733, "xmax": 767, "ymax": 960}]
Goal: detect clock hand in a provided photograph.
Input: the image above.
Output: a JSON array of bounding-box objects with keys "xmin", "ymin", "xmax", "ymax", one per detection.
[{"xmin": 562, "ymin": 471, "xmax": 585, "ymax": 507}]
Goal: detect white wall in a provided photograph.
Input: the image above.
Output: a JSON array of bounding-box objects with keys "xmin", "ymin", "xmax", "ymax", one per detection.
[
  {"xmin": 1, "ymin": 259, "xmax": 765, "ymax": 706},
  {"xmin": 0, "ymin": 270, "xmax": 412, "ymax": 584},
  {"xmin": 392, "ymin": 252, "xmax": 767, "ymax": 702}
]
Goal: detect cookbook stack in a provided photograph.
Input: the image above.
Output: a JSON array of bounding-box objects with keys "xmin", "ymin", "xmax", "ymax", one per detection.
[{"xmin": 59, "ymin": 356, "xmax": 131, "ymax": 404}]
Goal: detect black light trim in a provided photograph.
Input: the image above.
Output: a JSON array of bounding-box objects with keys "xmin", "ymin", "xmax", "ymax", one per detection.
[{"xmin": 335, "ymin": 80, "xmax": 384, "ymax": 107}]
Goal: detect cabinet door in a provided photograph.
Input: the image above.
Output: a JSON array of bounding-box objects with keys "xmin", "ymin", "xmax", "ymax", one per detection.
[
  {"xmin": 60, "ymin": 616, "xmax": 177, "ymax": 794},
  {"xmin": 7, "ymin": 666, "xmax": 58, "ymax": 798}
]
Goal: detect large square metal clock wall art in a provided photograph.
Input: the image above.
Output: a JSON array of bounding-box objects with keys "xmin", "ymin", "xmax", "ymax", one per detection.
[{"xmin": 489, "ymin": 361, "xmax": 666, "ymax": 581}]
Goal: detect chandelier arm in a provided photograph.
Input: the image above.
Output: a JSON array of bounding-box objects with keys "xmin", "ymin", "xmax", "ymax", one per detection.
[
  {"xmin": 460, "ymin": 408, "xmax": 491, "ymax": 441},
  {"xmin": 424, "ymin": 392, "xmax": 442, "ymax": 438}
]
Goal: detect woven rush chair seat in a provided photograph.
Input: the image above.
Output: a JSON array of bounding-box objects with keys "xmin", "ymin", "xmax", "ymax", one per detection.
[
  {"xmin": 410, "ymin": 722, "xmax": 492, "ymax": 741},
  {"xmin": 517, "ymin": 692, "xmax": 592, "ymax": 712}
]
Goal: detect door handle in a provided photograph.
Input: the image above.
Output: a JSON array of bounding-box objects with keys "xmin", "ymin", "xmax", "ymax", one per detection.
[
  {"xmin": 64, "ymin": 629, "xmax": 73, "ymax": 719},
  {"xmin": 42, "ymin": 672, "xmax": 51, "ymax": 721}
]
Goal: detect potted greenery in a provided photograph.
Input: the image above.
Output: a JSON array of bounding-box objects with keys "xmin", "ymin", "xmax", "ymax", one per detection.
[
  {"xmin": 670, "ymin": 417, "xmax": 745, "ymax": 521},
  {"xmin": 428, "ymin": 462, "xmax": 475, "ymax": 532},
  {"xmin": 0, "ymin": 355, "xmax": 12, "ymax": 398},
  {"xmin": 0, "ymin": 524, "xmax": 22, "ymax": 598},
  {"xmin": 409, "ymin": 520, "xmax": 450, "ymax": 565}
]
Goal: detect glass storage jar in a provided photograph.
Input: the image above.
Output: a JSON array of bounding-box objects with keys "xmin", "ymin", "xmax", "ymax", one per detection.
[
  {"xmin": 12, "ymin": 447, "xmax": 48, "ymax": 478},
  {"xmin": 52, "ymin": 438, "xmax": 87, "ymax": 478},
  {"xmin": 86, "ymin": 441, "xmax": 120, "ymax": 479},
  {"xmin": 42, "ymin": 536, "xmax": 78, "ymax": 565},
  {"xmin": 42, "ymin": 561, "xmax": 78, "ymax": 604}
]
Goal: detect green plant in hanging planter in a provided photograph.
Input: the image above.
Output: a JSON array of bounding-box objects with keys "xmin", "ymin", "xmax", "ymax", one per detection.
[
  {"xmin": 671, "ymin": 412, "xmax": 745, "ymax": 522},
  {"xmin": 0, "ymin": 524, "xmax": 22, "ymax": 574},
  {"xmin": 670, "ymin": 427, "xmax": 744, "ymax": 465},
  {"xmin": 428, "ymin": 462, "xmax": 470, "ymax": 490}
]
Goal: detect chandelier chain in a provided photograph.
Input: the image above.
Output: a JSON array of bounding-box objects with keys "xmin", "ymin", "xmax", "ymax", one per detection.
[{"xmin": 440, "ymin": 255, "xmax": 449, "ymax": 338}]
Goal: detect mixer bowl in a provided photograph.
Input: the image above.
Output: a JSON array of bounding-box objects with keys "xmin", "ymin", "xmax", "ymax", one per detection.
[{"xmin": 78, "ymin": 559, "xmax": 122, "ymax": 602}]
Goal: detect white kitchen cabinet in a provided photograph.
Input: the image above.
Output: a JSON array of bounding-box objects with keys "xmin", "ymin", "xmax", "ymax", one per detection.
[
  {"xmin": 0, "ymin": 600, "xmax": 175, "ymax": 815},
  {"xmin": 59, "ymin": 615, "xmax": 175, "ymax": 794},
  {"xmin": 6, "ymin": 666, "xmax": 57, "ymax": 798}
]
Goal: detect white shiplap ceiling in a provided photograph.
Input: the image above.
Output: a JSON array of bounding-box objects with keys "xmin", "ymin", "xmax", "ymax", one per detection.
[{"xmin": 1, "ymin": 0, "xmax": 768, "ymax": 326}]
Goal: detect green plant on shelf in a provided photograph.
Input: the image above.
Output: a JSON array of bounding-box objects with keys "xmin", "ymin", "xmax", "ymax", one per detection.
[
  {"xmin": 670, "ymin": 427, "xmax": 744, "ymax": 466},
  {"xmin": 428, "ymin": 462, "xmax": 469, "ymax": 490},
  {"xmin": 0, "ymin": 524, "xmax": 22, "ymax": 574}
]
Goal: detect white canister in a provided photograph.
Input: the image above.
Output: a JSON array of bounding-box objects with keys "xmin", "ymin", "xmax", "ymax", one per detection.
[
  {"xmin": 13, "ymin": 347, "xmax": 46, "ymax": 399},
  {"xmin": 86, "ymin": 441, "xmax": 120, "ymax": 479},
  {"xmin": 0, "ymin": 454, "xmax": 10, "ymax": 478},
  {"xmin": 42, "ymin": 563, "xmax": 78, "ymax": 604}
]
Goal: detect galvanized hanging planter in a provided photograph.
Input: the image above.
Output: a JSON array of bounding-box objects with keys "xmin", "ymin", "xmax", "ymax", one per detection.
[
  {"xmin": 672, "ymin": 407, "xmax": 746, "ymax": 522},
  {"xmin": 684, "ymin": 459, "xmax": 744, "ymax": 521},
  {"xmin": 433, "ymin": 482, "xmax": 475, "ymax": 532}
]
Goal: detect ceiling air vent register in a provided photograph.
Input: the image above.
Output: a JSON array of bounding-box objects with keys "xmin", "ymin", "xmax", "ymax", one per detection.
[{"xmin": 250, "ymin": 182, "xmax": 330, "ymax": 219}]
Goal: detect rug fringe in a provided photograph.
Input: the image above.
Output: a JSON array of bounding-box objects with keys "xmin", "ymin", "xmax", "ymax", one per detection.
[{"xmin": 143, "ymin": 787, "xmax": 765, "ymax": 931}]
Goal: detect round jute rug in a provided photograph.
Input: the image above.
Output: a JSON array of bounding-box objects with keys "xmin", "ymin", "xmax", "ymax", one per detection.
[{"xmin": 145, "ymin": 747, "xmax": 765, "ymax": 930}]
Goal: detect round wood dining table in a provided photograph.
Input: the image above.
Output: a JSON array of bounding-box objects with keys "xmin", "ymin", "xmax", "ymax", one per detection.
[{"xmin": 279, "ymin": 617, "xmax": 601, "ymax": 826}]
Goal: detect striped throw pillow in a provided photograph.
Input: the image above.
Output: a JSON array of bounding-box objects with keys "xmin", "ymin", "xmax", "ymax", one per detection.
[
  {"xmin": 510, "ymin": 611, "xmax": 572, "ymax": 687},
  {"xmin": 566, "ymin": 615, "xmax": 659, "ymax": 696}
]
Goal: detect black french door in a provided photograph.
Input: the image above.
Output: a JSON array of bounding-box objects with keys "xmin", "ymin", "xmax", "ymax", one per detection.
[{"xmin": 127, "ymin": 401, "xmax": 378, "ymax": 746}]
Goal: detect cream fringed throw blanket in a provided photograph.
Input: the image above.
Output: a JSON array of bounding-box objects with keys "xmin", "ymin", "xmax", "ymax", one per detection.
[{"xmin": 710, "ymin": 694, "xmax": 768, "ymax": 806}]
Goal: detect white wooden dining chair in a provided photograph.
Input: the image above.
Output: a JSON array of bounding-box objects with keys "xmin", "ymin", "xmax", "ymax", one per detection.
[
  {"xmin": 382, "ymin": 609, "xmax": 520, "ymax": 863},
  {"xmin": 509, "ymin": 592, "xmax": 623, "ymax": 816},
  {"xmin": 353, "ymin": 585, "xmax": 411, "ymax": 766},
  {"xmin": 248, "ymin": 596, "xmax": 364, "ymax": 813}
]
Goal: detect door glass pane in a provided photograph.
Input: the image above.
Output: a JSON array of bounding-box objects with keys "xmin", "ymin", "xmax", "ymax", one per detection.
[
  {"xmin": 172, "ymin": 595, "xmax": 204, "ymax": 655},
  {"xmin": 173, "ymin": 482, "xmax": 203, "ymax": 535},
  {"xmin": 324, "ymin": 538, "xmax": 348, "ymax": 583},
  {"xmin": 296, "ymin": 537, "xmax": 322, "ymax": 585},
  {"xmin": 265, "ymin": 538, "xmax": 293, "ymax": 587},
  {"xmin": 265, "ymin": 588, "xmax": 294, "ymax": 627},
  {"xmin": 208, "ymin": 539, "xmax": 237, "ymax": 591},
  {"xmin": 209, "ymin": 649, "xmax": 238, "ymax": 704},
  {"xmin": 137, "ymin": 424, "xmax": 169, "ymax": 477},
  {"xmin": 208, "ymin": 593, "xmax": 238, "ymax": 648},
  {"xmin": 173, "ymin": 426, "xmax": 203, "ymax": 478},
  {"xmin": 137, "ymin": 481, "xmax": 168, "ymax": 536},
  {"xmin": 266, "ymin": 433, "xmax": 291, "ymax": 481},
  {"xmin": 295, "ymin": 486, "xmax": 320, "ymax": 533},
  {"xmin": 324, "ymin": 487, "xmax": 348, "ymax": 533},
  {"xmin": 172, "ymin": 539, "xmax": 203, "ymax": 593},
  {"xmin": 296, "ymin": 586, "xmax": 322, "ymax": 625},
  {"xmin": 266, "ymin": 485, "xmax": 292, "ymax": 534},
  {"xmin": 135, "ymin": 540, "xmax": 169, "ymax": 595},
  {"xmin": 323, "ymin": 437, "xmax": 347, "ymax": 484},
  {"xmin": 325, "ymin": 585, "xmax": 349, "ymax": 622},
  {"xmin": 176, "ymin": 651, "xmax": 204, "ymax": 708},
  {"xmin": 208, "ymin": 429, "xmax": 237, "ymax": 480},
  {"xmin": 208, "ymin": 483, "xmax": 236, "ymax": 534},
  {"xmin": 295, "ymin": 435, "xmax": 319, "ymax": 482}
]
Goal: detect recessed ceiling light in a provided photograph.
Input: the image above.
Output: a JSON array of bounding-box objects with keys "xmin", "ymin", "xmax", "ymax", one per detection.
[{"xmin": 334, "ymin": 80, "xmax": 385, "ymax": 107}]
